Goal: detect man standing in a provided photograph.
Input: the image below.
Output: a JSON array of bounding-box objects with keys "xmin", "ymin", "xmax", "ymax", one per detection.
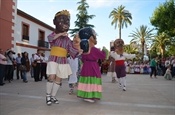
[
  {"xmin": 33, "ymin": 49, "xmax": 42, "ymax": 82},
  {"xmin": 16, "ymin": 53, "xmax": 22, "ymax": 79},
  {"xmin": 0, "ymin": 49, "xmax": 7, "ymax": 86},
  {"xmin": 5, "ymin": 49, "xmax": 15, "ymax": 82},
  {"xmin": 150, "ymin": 56, "xmax": 157, "ymax": 78}
]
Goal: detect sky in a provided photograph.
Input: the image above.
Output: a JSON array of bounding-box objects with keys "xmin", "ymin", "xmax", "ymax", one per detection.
[{"xmin": 17, "ymin": 0, "xmax": 165, "ymax": 50}]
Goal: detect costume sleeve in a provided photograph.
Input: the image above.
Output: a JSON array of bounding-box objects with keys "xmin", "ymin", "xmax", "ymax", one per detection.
[
  {"xmin": 47, "ymin": 32, "xmax": 55, "ymax": 47},
  {"xmin": 67, "ymin": 38, "xmax": 79, "ymax": 59},
  {"xmin": 110, "ymin": 51, "xmax": 116, "ymax": 60},
  {"xmin": 123, "ymin": 52, "xmax": 136, "ymax": 59},
  {"xmin": 94, "ymin": 47, "xmax": 106, "ymax": 60}
]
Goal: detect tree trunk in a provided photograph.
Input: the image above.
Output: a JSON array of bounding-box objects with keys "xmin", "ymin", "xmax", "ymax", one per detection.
[
  {"xmin": 160, "ymin": 46, "xmax": 165, "ymax": 59},
  {"xmin": 141, "ymin": 42, "xmax": 144, "ymax": 62},
  {"xmin": 160, "ymin": 48, "xmax": 164, "ymax": 59},
  {"xmin": 119, "ymin": 20, "xmax": 122, "ymax": 39}
]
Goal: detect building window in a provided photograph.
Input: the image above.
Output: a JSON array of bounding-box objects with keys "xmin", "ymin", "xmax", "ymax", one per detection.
[
  {"xmin": 39, "ymin": 30, "xmax": 45, "ymax": 40},
  {"xmin": 38, "ymin": 29, "xmax": 49, "ymax": 48},
  {"xmin": 22, "ymin": 22, "xmax": 29, "ymax": 41}
]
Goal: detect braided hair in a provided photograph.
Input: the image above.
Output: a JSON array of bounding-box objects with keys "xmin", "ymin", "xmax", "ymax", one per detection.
[{"xmin": 79, "ymin": 27, "xmax": 96, "ymax": 53}]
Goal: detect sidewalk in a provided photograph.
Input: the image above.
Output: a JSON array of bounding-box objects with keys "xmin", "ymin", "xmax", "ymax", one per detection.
[{"xmin": 0, "ymin": 74, "xmax": 175, "ymax": 115}]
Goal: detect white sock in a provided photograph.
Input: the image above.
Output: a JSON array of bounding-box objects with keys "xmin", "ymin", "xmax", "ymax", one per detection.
[
  {"xmin": 46, "ymin": 81, "xmax": 54, "ymax": 95},
  {"xmin": 118, "ymin": 78, "xmax": 122, "ymax": 85},
  {"xmin": 123, "ymin": 77, "xmax": 126, "ymax": 87},
  {"xmin": 51, "ymin": 83, "xmax": 60, "ymax": 97}
]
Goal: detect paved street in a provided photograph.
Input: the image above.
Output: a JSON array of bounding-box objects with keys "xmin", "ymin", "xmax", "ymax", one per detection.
[{"xmin": 0, "ymin": 74, "xmax": 175, "ymax": 115}]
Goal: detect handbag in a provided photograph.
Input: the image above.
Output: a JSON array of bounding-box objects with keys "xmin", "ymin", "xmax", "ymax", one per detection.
[
  {"xmin": 19, "ymin": 65, "xmax": 27, "ymax": 71},
  {"xmin": 32, "ymin": 62, "xmax": 37, "ymax": 67}
]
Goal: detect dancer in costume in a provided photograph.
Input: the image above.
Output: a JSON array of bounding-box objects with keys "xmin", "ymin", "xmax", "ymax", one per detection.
[
  {"xmin": 77, "ymin": 27, "xmax": 106, "ymax": 103},
  {"xmin": 68, "ymin": 55, "xmax": 79, "ymax": 95},
  {"xmin": 67, "ymin": 34, "xmax": 80, "ymax": 95},
  {"xmin": 107, "ymin": 46, "xmax": 117, "ymax": 83},
  {"xmin": 46, "ymin": 10, "xmax": 81, "ymax": 105},
  {"xmin": 110, "ymin": 39, "xmax": 135, "ymax": 91}
]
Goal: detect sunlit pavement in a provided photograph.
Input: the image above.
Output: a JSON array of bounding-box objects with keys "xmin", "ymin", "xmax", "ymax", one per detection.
[{"xmin": 0, "ymin": 73, "xmax": 175, "ymax": 115}]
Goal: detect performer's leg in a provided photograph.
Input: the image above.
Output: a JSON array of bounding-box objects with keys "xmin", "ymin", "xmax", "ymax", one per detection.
[
  {"xmin": 50, "ymin": 76, "xmax": 61, "ymax": 104},
  {"xmin": 69, "ymin": 83, "xmax": 74, "ymax": 95},
  {"xmin": 122, "ymin": 76, "xmax": 126, "ymax": 91},
  {"xmin": 46, "ymin": 74, "xmax": 55, "ymax": 105},
  {"xmin": 118, "ymin": 77, "xmax": 122, "ymax": 88}
]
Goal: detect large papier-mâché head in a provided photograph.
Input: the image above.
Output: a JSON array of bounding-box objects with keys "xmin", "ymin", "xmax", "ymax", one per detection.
[
  {"xmin": 78, "ymin": 27, "xmax": 97, "ymax": 53},
  {"xmin": 53, "ymin": 10, "xmax": 70, "ymax": 33},
  {"xmin": 114, "ymin": 38, "xmax": 124, "ymax": 54}
]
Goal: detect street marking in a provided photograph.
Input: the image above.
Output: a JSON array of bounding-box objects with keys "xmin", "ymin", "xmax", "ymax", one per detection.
[{"xmin": 1, "ymin": 92, "xmax": 175, "ymax": 109}]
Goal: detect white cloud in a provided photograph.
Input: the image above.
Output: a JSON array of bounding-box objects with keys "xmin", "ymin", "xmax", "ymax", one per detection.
[{"xmin": 86, "ymin": 0, "xmax": 131, "ymax": 8}]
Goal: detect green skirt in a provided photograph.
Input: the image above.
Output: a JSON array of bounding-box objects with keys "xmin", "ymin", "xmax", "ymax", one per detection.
[{"xmin": 77, "ymin": 76, "xmax": 102, "ymax": 100}]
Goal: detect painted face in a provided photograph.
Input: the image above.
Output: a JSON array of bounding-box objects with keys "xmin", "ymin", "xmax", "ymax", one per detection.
[
  {"xmin": 54, "ymin": 15, "xmax": 70, "ymax": 32},
  {"xmin": 114, "ymin": 39, "xmax": 124, "ymax": 49}
]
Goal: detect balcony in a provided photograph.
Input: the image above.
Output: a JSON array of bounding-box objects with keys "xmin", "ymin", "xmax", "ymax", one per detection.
[
  {"xmin": 38, "ymin": 40, "xmax": 49, "ymax": 48},
  {"xmin": 22, "ymin": 35, "xmax": 29, "ymax": 41}
]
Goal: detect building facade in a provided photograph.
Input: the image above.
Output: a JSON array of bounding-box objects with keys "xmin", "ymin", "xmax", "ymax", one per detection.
[
  {"xmin": 0, "ymin": 0, "xmax": 54, "ymax": 58},
  {"xmin": 0, "ymin": 0, "xmax": 17, "ymax": 51}
]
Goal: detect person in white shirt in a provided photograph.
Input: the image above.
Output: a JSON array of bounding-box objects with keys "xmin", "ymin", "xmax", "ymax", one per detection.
[
  {"xmin": 67, "ymin": 55, "xmax": 79, "ymax": 94},
  {"xmin": 5, "ymin": 49, "xmax": 15, "ymax": 82},
  {"xmin": 171, "ymin": 57, "xmax": 175, "ymax": 78},
  {"xmin": 0, "ymin": 49, "xmax": 7, "ymax": 86},
  {"xmin": 30, "ymin": 54, "xmax": 35, "ymax": 78},
  {"xmin": 33, "ymin": 49, "xmax": 42, "ymax": 82},
  {"xmin": 40, "ymin": 53, "xmax": 48, "ymax": 80}
]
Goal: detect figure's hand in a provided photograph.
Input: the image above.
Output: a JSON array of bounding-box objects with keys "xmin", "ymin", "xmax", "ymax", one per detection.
[
  {"xmin": 78, "ymin": 49, "xmax": 83, "ymax": 55},
  {"xmin": 53, "ymin": 32, "xmax": 68, "ymax": 40},
  {"xmin": 59, "ymin": 32, "xmax": 68, "ymax": 36}
]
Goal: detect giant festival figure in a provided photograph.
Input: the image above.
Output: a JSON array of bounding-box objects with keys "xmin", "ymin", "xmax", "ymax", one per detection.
[
  {"xmin": 110, "ymin": 38, "xmax": 136, "ymax": 91},
  {"xmin": 77, "ymin": 27, "xmax": 107, "ymax": 103},
  {"xmin": 46, "ymin": 10, "xmax": 81, "ymax": 105}
]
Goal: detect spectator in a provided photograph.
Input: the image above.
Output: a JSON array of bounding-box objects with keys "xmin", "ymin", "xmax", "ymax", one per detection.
[{"xmin": 0, "ymin": 49, "xmax": 7, "ymax": 86}]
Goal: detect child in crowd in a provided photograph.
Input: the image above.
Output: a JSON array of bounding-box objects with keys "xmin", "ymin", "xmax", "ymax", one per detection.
[
  {"xmin": 164, "ymin": 65, "xmax": 172, "ymax": 80},
  {"xmin": 107, "ymin": 46, "xmax": 117, "ymax": 83},
  {"xmin": 68, "ymin": 55, "xmax": 79, "ymax": 94}
]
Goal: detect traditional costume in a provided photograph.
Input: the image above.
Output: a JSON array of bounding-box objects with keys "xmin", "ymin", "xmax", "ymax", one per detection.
[
  {"xmin": 110, "ymin": 39, "xmax": 135, "ymax": 91},
  {"xmin": 46, "ymin": 10, "xmax": 79, "ymax": 105},
  {"xmin": 68, "ymin": 56, "xmax": 79, "ymax": 94},
  {"xmin": 77, "ymin": 27, "xmax": 106, "ymax": 103}
]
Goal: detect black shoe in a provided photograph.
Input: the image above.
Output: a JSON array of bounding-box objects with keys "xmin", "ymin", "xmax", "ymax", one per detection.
[
  {"xmin": 51, "ymin": 96, "xmax": 59, "ymax": 104},
  {"xmin": 0, "ymin": 83, "xmax": 5, "ymax": 86},
  {"xmin": 23, "ymin": 81, "xmax": 28, "ymax": 83},
  {"xmin": 46, "ymin": 95, "xmax": 52, "ymax": 105}
]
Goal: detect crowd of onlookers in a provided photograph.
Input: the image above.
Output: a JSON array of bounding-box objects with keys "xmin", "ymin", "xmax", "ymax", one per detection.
[
  {"xmin": 1, "ymin": 47, "xmax": 174, "ymax": 86},
  {"xmin": 100, "ymin": 56, "xmax": 175, "ymax": 79},
  {"xmin": 0, "ymin": 48, "xmax": 48, "ymax": 86}
]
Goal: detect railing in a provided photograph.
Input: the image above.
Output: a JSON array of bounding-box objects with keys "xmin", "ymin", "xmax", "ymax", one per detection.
[
  {"xmin": 22, "ymin": 35, "xmax": 29, "ymax": 41},
  {"xmin": 38, "ymin": 40, "xmax": 49, "ymax": 48}
]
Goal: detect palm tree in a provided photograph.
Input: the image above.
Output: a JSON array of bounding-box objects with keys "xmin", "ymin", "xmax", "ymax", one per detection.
[
  {"xmin": 129, "ymin": 25, "xmax": 154, "ymax": 61},
  {"xmin": 109, "ymin": 5, "xmax": 132, "ymax": 39},
  {"xmin": 124, "ymin": 44, "xmax": 137, "ymax": 54},
  {"xmin": 150, "ymin": 32, "xmax": 171, "ymax": 58}
]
